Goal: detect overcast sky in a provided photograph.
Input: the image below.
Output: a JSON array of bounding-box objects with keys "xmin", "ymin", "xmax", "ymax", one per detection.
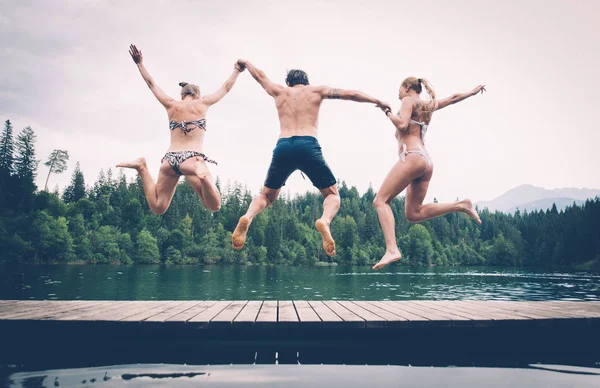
[{"xmin": 1, "ymin": 0, "xmax": 599, "ymax": 203}]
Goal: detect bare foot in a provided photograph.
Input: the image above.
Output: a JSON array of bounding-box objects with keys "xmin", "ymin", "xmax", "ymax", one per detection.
[
  {"xmin": 315, "ymin": 219, "xmax": 336, "ymax": 256},
  {"xmin": 232, "ymin": 216, "xmax": 250, "ymax": 250},
  {"xmin": 372, "ymin": 250, "xmax": 402, "ymax": 271},
  {"xmin": 116, "ymin": 157, "xmax": 146, "ymax": 171},
  {"xmin": 459, "ymin": 199, "xmax": 482, "ymax": 224}
]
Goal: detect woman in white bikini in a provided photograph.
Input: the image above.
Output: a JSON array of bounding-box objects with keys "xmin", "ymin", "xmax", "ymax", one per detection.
[
  {"xmin": 117, "ymin": 44, "xmax": 244, "ymax": 214},
  {"xmin": 372, "ymin": 77, "xmax": 486, "ymax": 270}
]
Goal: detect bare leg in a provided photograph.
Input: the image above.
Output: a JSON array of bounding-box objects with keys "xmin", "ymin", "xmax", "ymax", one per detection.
[
  {"xmin": 180, "ymin": 157, "xmax": 221, "ymax": 212},
  {"xmin": 116, "ymin": 157, "xmax": 179, "ymax": 215},
  {"xmin": 372, "ymin": 155, "xmax": 428, "ymax": 270},
  {"xmin": 232, "ymin": 186, "xmax": 280, "ymax": 250},
  {"xmin": 405, "ymin": 169, "xmax": 481, "ymax": 224},
  {"xmin": 315, "ymin": 184, "xmax": 340, "ymax": 256}
]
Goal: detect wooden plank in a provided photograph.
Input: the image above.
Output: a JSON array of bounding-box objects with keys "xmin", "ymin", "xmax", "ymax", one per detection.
[
  {"xmin": 0, "ymin": 301, "xmax": 61, "ymax": 318},
  {"xmin": 233, "ymin": 301, "xmax": 263, "ymax": 325},
  {"xmin": 120, "ymin": 301, "xmax": 188, "ymax": 322},
  {"xmin": 278, "ymin": 301, "xmax": 299, "ymax": 327},
  {"xmin": 306, "ymin": 301, "xmax": 342, "ymax": 328},
  {"xmin": 209, "ymin": 301, "xmax": 248, "ymax": 325},
  {"xmin": 338, "ymin": 301, "xmax": 386, "ymax": 328},
  {"xmin": 454, "ymin": 301, "xmax": 533, "ymax": 320},
  {"xmin": 8, "ymin": 301, "xmax": 107, "ymax": 320},
  {"xmin": 351, "ymin": 301, "xmax": 411, "ymax": 328},
  {"xmin": 85, "ymin": 301, "xmax": 164, "ymax": 321},
  {"xmin": 537, "ymin": 301, "xmax": 600, "ymax": 317},
  {"xmin": 0, "ymin": 301, "xmax": 67, "ymax": 319},
  {"xmin": 389, "ymin": 301, "xmax": 476, "ymax": 327},
  {"xmin": 188, "ymin": 301, "xmax": 233, "ymax": 323},
  {"xmin": 143, "ymin": 301, "xmax": 203, "ymax": 322},
  {"xmin": 371, "ymin": 301, "xmax": 430, "ymax": 322},
  {"xmin": 0, "ymin": 300, "xmax": 25, "ymax": 307},
  {"xmin": 458, "ymin": 301, "xmax": 547, "ymax": 319},
  {"xmin": 165, "ymin": 301, "xmax": 219, "ymax": 322},
  {"xmin": 71, "ymin": 300, "xmax": 145, "ymax": 321},
  {"xmin": 535, "ymin": 302, "xmax": 600, "ymax": 318},
  {"xmin": 255, "ymin": 300, "xmax": 278, "ymax": 327},
  {"xmin": 411, "ymin": 301, "xmax": 491, "ymax": 321},
  {"xmin": 39, "ymin": 301, "xmax": 116, "ymax": 320},
  {"xmin": 0, "ymin": 301, "xmax": 86, "ymax": 319},
  {"xmin": 489, "ymin": 301, "xmax": 589, "ymax": 319},
  {"xmin": 391, "ymin": 301, "xmax": 462, "ymax": 322},
  {"xmin": 322, "ymin": 301, "xmax": 364, "ymax": 328},
  {"xmin": 293, "ymin": 301, "xmax": 321, "ymax": 323},
  {"xmin": 80, "ymin": 301, "xmax": 155, "ymax": 321},
  {"xmin": 0, "ymin": 301, "xmax": 25, "ymax": 312},
  {"xmin": 58, "ymin": 301, "xmax": 134, "ymax": 321}
]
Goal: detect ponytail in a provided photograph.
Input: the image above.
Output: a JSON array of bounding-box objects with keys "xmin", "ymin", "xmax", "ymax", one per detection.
[{"xmin": 401, "ymin": 76, "xmax": 436, "ymax": 121}]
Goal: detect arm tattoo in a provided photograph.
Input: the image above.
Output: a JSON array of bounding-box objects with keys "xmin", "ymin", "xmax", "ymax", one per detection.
[{"xmin": 327, "ymin": 88, "xmax": 341, "ymax": 99}]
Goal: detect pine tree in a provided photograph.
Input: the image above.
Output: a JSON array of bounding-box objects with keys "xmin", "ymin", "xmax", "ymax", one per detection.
[
  {"xmin": 13, "ymin": 126, "xmax": 38, "ymax": 211},
  {"xmin": 0, "ymin": 119, "xmax": 14, "ymax": 175},
  {"xmin": 63, "ymin": 162, "xmax": 86, "ymax": 203},
  {"xmin": 0, "ymin": 120, "xmax": 16, "ymax": 208},
  {"xmin": 14, "ymin": 126, "xmax": 38, "ymax": 181}
]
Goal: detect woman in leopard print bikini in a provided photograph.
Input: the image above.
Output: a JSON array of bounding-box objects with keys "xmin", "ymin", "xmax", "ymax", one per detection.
[{"xmin": 117, "ymin": 44, "xmax": 244, "ymax": 214}]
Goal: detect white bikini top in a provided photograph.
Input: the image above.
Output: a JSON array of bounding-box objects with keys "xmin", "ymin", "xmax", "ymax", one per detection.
[{"xmin": 410, "ymin": 119, "xmax": 428, "ymax": 142}]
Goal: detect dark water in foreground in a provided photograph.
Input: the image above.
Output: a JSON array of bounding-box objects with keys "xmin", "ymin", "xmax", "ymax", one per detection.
[
  {"xmin": 4, "ymin": 364, "xmax": 600, "ymax": 387},
  {"xmin": 1, "ymin": 265, "xmax": 599, "ymax": 301}
]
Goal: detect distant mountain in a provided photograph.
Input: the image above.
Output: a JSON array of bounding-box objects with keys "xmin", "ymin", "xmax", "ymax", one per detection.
[{"xmin": 476, "ymin": 184, "xmax": 600, "ymax": 213}]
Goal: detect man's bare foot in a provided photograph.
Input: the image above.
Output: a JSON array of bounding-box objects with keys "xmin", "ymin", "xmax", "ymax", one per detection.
[
  {"xmin": 315, "ymin": 219, "xmax": 336, "ymax": 256},
  {"xmin": 372, "ymin": 250, "xmax": 402, "ymax": 271},
  {"xmin": 232, "ymin": 216, "xmax": 250, "ymax": 250},
  {"xmin": 116, "ymin": 157, "xmax": 146, "ymax": 171},
  {"xmin": 459, "ymin": 199, "xmax": 482, "ymax": 224}
]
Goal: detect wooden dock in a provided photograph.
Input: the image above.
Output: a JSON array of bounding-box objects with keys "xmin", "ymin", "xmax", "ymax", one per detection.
[
  {"xmin": 1, "ymin": 300, "xmax": 599, "ymax": 327},
  {"xmin": 2, "ymin": 300, "xmax": 599, "ymax": 367}
]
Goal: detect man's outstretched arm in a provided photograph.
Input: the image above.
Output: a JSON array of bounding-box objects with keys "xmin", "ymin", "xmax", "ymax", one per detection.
[
  {"xmin": 237, "ymin": 59, "xmax": 284, "ymax": 97},
  {"xmin": 318, "ymin": 86, "xmax": 390, "ymax": 109}
]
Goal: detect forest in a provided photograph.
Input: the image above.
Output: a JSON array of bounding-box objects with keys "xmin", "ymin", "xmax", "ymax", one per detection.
[{"xmin": 1, "ymin": 120, "xmax": 599, "ymax": 268}]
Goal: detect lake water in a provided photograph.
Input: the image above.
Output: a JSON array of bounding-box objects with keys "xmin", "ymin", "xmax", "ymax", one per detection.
[
  {"xmin": 1, "ymin": 265, "xmax": 599, "ymax": 301},
  {"xmin": 4, "ymin": 364, "xmax": 600, "ymax": 388}
]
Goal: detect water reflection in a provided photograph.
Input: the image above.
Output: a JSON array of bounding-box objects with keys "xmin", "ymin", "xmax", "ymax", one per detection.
[
  {"xmin": 5, "ymin": 363, "xmax": 600, "ymax": 388},
  {"xmin": 0, "ymin": 265, "xmax": 598, "ymax": 301}
]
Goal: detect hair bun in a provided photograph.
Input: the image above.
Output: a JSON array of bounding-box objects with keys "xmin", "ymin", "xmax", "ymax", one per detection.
[
  {"xmin": 179, "ymin": 82, "xmax": 188, "ymax": 87},
  {"xmin": 417, "ymin": 78, "xmax": 422, "ymax": 83}
]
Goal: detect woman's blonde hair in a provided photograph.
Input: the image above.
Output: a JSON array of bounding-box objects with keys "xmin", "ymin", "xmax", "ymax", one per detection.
[
  {"xmin": 401, "ymin": 77, "xmax": 437, "ymax": 121},
  {"xmin": 179, "ymin": 81, "xmax": 200, "ymax": 98}
]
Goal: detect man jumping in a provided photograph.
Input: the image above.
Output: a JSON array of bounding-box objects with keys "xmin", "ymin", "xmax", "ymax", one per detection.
[{"xmin": 232, "ymin": 60, "xmax": 389, "ymax": 257}]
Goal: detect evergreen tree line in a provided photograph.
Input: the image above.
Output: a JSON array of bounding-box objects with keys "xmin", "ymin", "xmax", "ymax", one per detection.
[{"xmin": 1, "ymin": 120, "xmax": 599, "ymax": 268}]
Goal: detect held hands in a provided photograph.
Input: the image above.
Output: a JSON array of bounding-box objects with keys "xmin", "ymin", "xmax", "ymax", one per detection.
[
  {"xmin": 235, "ymin": 59, "xmax": 248, "ymax": 72},
  {"xmin": 472, "ymin": 85, "xmax": 486, "ymax": 95},
  {"xmin": 129, "ymin": 44, "xmax": 143, "ymax": 65},
  {"xmin": 376, "ymin": 101, "xmax": 392, "ymax": 115}
]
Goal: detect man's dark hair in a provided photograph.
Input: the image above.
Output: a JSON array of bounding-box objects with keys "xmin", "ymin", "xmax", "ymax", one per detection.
[{"xmin": 285, "ymin": 69, "xmax": 309, "ymax": 86}]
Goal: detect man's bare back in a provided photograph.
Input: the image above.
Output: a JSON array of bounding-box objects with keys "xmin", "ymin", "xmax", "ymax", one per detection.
[
  {"xmin": 237, "ymin": 60, "xmax": 390, "ymax": 139},
  {"xmin": 272, "ymin": 85, "xmax": 324, "ymax": 137}
]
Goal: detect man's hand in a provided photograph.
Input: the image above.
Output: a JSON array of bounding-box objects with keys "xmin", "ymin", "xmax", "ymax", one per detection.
[
  {"xmin": 234, "ymin": 60, "xmax": 246, "ymax": 72},
  {"xmin": 376, "ymin": 101, "xmax": 392, "ymax": 113},
  {"xmin": 471, "ymin": 85, "xmax": 486, "ymax": 95},
  {"xmin": 129, "ymin": 44, "xmax": 143, "ymax": 65}
]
